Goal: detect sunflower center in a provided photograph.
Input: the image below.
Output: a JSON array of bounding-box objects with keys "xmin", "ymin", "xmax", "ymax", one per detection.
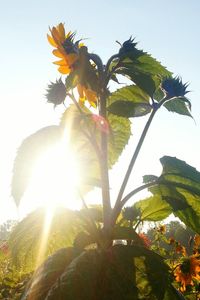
[{"xmin": 180, "ymin": 260, "xmax": 190, "ymax": 274}]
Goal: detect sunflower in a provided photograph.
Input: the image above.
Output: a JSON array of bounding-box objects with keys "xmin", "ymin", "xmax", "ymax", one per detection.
[
  {"xmin": 47, "ymin": 23, "xmax": 79, "ymax": 74},
  {"xmin": 174, "ymin": 255, "xmax": 200, "ymax": 292}
]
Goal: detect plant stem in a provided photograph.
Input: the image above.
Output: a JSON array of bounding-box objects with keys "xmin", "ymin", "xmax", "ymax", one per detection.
[
  {"xmin": 99, "ymin": 91, "xmax": 111, "ymax": 231},
  {"xmin": 112, "ymin": 107, "xmax": 158, "ymax": 223}
]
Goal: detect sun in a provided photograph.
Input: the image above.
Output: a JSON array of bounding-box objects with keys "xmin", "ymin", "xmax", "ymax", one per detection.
[{"xmin": 19, "ymin": 137, "xmax": 82, "ymax": 218}]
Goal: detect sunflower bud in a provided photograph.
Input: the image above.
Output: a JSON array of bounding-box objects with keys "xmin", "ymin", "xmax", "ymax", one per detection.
[
  {"xmin": 46, "ymin": 78, "xmax": 66, "ymax": 107},
  {"xmin": 119, "ymin": 37, "xmax": 137, "ymax": 55},
  {"xmin": 122, "ymin": 206, "xmax": 141, "ymax": 222},
  {"xmin": 161, "ymin": 76, "xmax": 189, "ymax": 99}
]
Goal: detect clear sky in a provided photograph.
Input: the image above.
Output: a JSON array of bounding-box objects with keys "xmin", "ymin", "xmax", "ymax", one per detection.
[{"xmin": 0, "ymin": 0, "xmax": 200, "ymax": 224}]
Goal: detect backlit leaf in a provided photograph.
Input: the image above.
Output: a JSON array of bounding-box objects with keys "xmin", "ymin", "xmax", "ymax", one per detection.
[
  {"xmin": 135, "ymin": 195, "xmax": 172, "ymax": 221},
  {"xmin": 9, "ymin": 208, "xmax": 85, "ymax": 271},
  {"xmin": 11, "ymin": 126, "xmax": 63, "ymax": 205}
]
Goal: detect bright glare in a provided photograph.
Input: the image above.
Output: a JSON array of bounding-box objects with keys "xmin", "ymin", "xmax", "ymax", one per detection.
[{"xmin": 20, "ymin": 136, "xmax": 82, "ymax": 218}]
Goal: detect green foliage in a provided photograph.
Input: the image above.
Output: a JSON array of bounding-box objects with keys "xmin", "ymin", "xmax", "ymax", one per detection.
[
  {"xmin": 163, "ymin": 97, "xmax": 192, "ymax": 118},
  {"xmin": 60, "ymin": 105, "xmax": 131, "ymax": 189},
  {"xmin": 142, "ymin": 156, "xmax": 200, "ymax": 233},
  {"xmin": 111, "ymin": 46, "xmax": 172, "ymax": 97},
  {"xmin": 8, "ymin": 208, "xmax": 85, "ymax": 272},
  {"xmin": 21, "ymin": 245, "xmax": 183, "ymax": 300},
  {"xmin": 135, "ymin": 195, "xmax": 172, "ymax": 222},
  {"xmin": 21, "ymin": 247, "xmax": 78, "ymax": 300},
  {"xmin": 107, "ymin": 85, "xmax": 152, "ymax": 118}
]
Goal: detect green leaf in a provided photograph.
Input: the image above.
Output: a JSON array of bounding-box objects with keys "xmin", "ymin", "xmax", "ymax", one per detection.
[
  {"xmin": 60, "ymin": 105, "xmax": 131, "ymax": 192},
  {"xmin": 108, "ymin": 85, "xmax": 150, "ymax": 106},
  {"xmin": 135, "ymin": 195, "xmax": 172, "ymax": 221},
  {"xmin": 9, "ymin": 208, "xmax": 85, "ymax": 271},
  {"xmin": 111, "ymin": 51, "xmax": 172, "ymax": 97},
  {"xmin": 144, "ymin": 156, "xmax": 200, "ymax": 233},
  {"xmin": 107, "ymin": 85, "xmax": 152, "ymax": 118},
  {"xmin": 11, "ymin": 126, "xmax": 63, "ymax": 205},
  {"xmin": 21, "ymin": 247, "xmax": 78, "ymax": 300},
  {"xmin": 164, "ymin": 97, "xmax": 192, "ymax": 117},
  {"xmin": 44, "ymin": 245, "xmax": 174, "ymax": 300},
  {"xmin": 107, "ymin": 101, "xmax": 151, "ymax": 118}
]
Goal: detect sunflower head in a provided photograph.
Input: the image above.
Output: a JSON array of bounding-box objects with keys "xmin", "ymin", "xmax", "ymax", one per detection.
[
  {"xmin": 46, "ymin": 78, "xmax": 66, "ymax": 107},
  {"xmin": 47, "ymin": 23, "xmax": 80, "ymax": 74},
  {"xmin": 161, "ymin": 76, "xmax": 189, "ymax": 99}
]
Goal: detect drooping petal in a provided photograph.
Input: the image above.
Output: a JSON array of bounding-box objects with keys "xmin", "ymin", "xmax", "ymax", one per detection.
[{"xmin": 84, "ymin": 88, "xmax": 97, "ymax": 106}]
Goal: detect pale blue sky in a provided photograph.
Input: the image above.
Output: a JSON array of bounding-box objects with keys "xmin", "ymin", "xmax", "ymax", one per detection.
[{"xmin": 0, "ymin": 0, "xmax": 200, "ymax": 223}]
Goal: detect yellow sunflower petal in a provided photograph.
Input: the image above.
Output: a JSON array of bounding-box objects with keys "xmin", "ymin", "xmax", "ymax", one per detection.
[
  {"xmin": 47, "ymin": 34, "xmax": 57, "ymax": 47},
  {"xmin": 79, "ymin": 42, "xmax": 85, "ymax": 48},
  {"xmin": 51, "ymin": 27, "xmax": 62, "ymax": 45},
  {"xmin": 57, "ymin": 23, "xmax": 65, "ymax": 42},
  {"xmin": 77, "ymin": 84, "xmax": 84, "ymax": 98},
  {"xmin": 85, "ymin": 88, "xmax": 97, "ymax": 103},
  {"xmin": 66, "ymin": 31, "xmax": 72, "ymax": 38},
  {"xmin": 52, "ymin": 49, "xmax": 64, "ymax": 58},
  {"xmin": 53, "ymin": 59, "xmax": 67, "ymax": 66},
  {"xmin": 58, "ymin": 66, "xmax": 71, "ymax": 74}
]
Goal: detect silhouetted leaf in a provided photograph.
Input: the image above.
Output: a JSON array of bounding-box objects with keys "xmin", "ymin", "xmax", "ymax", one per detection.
[{"xmin": 44, "ymin": 245, "xmax": 174, "ymax": 300}]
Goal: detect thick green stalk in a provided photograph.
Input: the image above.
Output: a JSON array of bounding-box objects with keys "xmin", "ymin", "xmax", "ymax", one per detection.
[{"xmin": 99, "ymin": 91, "xmax": 111, "ymax": 231}]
